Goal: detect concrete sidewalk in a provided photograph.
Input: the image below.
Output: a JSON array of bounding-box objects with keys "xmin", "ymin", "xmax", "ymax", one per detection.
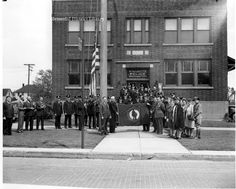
[{"xmin": 3, "ymin": 126, "xmax": 235, "ymax": 161}]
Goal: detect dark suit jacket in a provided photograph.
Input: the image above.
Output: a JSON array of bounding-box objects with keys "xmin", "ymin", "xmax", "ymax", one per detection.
[
  {"xmin": 36, "ymin": 101, "xmax": 45, "ymax": 116},
  {"xmin": 23, "ymin": 101, "xmax": 35, "ymax": 117},
  {"xmin": 53, "ymin": 101, "xmax": 63, "ymax": 115},
  {"xmin": 3, "ymin": 102, "xmax": 14, "ymax": 118},
  {"xmin": 77, "ymin": 101, "xmax": 85, "ymax": 116},
  {"xmin": 63, "ymin": 101, "xmax": 74, "ymax": 115},
  {"xmin": 173, "ymin": 104, "xmax": 184, "ymax": 129},
  {"xmin": 109, "ymin": 101, "xmax": 118, "ymax": 119},
  {"xmin": 152, "ymin": 101, "xmax": 165, "ymax": 118}
]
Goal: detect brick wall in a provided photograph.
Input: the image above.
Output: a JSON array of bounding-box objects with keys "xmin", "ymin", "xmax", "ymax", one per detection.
[{"xmin": 52, "ymin": 0, "xmax": 228, "ymax": 102}]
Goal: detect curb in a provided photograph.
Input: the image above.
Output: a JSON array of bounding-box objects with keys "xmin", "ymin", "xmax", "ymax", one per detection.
[{"xmin": 3, "ymin": 148, "xmax": 235, "ymax": 161}]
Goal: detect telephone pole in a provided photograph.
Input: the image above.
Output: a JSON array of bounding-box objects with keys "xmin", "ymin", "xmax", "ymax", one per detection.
[{"xmin": 24, "ymin": 64, "xmax": 35, "ymax": 96}]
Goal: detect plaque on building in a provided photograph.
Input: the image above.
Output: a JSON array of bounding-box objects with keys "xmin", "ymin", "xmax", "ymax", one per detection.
[{"xmin": 127, "ymin": 69, "xmax": 149, "ymax": 78}]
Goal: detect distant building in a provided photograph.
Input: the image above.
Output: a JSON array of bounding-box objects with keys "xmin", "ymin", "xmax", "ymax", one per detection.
[
  {"xmin": 52, "ymin": 0, "xmax": 234, "ymax": 120},
  {"xmin": 14, "ymin": 84, "xmax": 40, "ymax": 99},
  {"xmin": 3, "ymin": 88, "xmax": 14, "ymax": 102}
]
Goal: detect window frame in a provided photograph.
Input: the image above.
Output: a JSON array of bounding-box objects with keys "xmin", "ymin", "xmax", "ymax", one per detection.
[{"xmin": 68, "ymin": 61, "xmax": 81, "ymax": 85}]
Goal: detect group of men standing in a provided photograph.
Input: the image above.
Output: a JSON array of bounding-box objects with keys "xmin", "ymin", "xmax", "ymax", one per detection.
[
  {"xmin": 52, "ymin": 94, "xmax": 119, "ymax": 135},
  {"xmin": 3, "ymin": 95, "xmax": 46, "ymax": 135}
]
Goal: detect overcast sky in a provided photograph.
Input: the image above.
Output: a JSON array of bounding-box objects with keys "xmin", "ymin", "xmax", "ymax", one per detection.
[{"xmin": 1, "ymin": 0, "xmax": 236, "ymax": 91}]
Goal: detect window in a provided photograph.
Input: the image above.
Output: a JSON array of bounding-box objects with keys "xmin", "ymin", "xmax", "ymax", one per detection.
[
  {"xmin": 196, "ymin": 18, "xmax": 210, "ymax": 43},
  {"xmin": 84, "ymin": 20, "xmax": 95, "ymax": 45},
  {"xmin": 164, "ymin": 17, "xmax": 211, "ymax": 44},
  {"xmin": 126, "ymin": 18, "xmax": 150, "ymax": 44},
  {"xmin": 68, "ymin": 21, "xmax": 80, "ymax": 44},
  {"xmin": 165, "ymin": 19, "xmax": 177, "ymax": 43},
  {"xmin": 197, "ymin": 60, "xmax": 210, "ymax": 85},
  {"xmin": 181, "ymin": 60, "xmax": 194, "ymax": 85},
  {"xmin": 164, "ymin": 60, "xmax": 211, "ymax": 86},
  {"xmin": 84, "ymin": 60, "xmax": 91, "ymax": 86},
  {"xmin": 180, "ymin": 19, "xmax": 193, "ymax": 43},
  {"xmin": 68, "ymin": 61, "xmax": 80, "ymax": 85},
  {"xmin": 165, "ymin": 60, "xmax": 178, "ymax": 85}
]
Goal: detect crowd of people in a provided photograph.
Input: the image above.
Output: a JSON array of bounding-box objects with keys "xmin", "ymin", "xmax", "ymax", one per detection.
[{"xmin": 3, "ymin": 85, "xmax": 202, "ymax": 139}]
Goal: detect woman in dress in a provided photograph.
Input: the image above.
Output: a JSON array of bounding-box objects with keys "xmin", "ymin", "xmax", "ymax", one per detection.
[{"xmin": 184, "ymin": 98, "xmax": 195, "ymax": 138}]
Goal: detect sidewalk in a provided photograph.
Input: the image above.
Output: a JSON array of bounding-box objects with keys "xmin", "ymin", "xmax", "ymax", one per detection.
[{"xmin": 4, "ymin": 126, "xmax": 235, "ymax": 161}]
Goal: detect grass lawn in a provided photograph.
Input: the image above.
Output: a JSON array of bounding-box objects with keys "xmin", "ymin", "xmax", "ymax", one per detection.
[
  {"xmin": 179, "ymin": 130, "xmax": 235, "ymax": 151},
  {"xmin": 3, "ymin": 129, "xmax": 105, "ymax": 149}
]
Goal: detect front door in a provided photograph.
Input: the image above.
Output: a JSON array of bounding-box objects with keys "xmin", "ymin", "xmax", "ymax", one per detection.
[{"xmin": 126, "ymin": 68, "xmax": 150, "ymax": 88}]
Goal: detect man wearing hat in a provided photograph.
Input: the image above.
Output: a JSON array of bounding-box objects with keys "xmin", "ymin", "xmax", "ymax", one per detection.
[
  {"xmin": 109, "ymin": 96, "xmax": 119, "ymax": 133},
  {"xmin": 73, "ymin": 96, "xmax": 79, "ymax": 128},
  {"xmin": 172, "ymin": 97, "xmax": 184, "ymax": 139},
  {"xmin": 53, "ymin": 96, "xmax": 63, "ymax": 129},
  {"xmin": 100, "ymin": 96, "xmax": 111, "ymax": 135},
  {"xmin": 87, "ymin": 95, "xmax": 96, "ymax": 129},
  {"xmin": 63, "ymin": 95, "xmax": 74, "ymax": 128},
  {"xmin": 95, "ymin": 94, "xmax": 100, "ymax": 129},
  {"xmin": 77, "ymin": 95, "xmax": 85, "ymax": 130},
  {"xmin": 193, "ymin": 97, "xmax": 202, "ymax": 139}
]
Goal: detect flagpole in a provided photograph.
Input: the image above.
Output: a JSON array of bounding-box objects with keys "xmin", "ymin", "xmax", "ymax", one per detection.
[{"xmin": 100, "ymin": 0, "xmax": 107, "ymax": 98}]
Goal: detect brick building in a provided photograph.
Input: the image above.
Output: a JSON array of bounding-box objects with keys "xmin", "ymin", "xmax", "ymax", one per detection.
[{"xmin": 52, "ymin": 0, "xmax": 230, "ymax": 120}]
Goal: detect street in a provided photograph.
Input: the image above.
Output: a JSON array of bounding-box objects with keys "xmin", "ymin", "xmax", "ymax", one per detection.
[{"xmin": 3, "ymin": 157, "xmax": 235, "ymax": 188}]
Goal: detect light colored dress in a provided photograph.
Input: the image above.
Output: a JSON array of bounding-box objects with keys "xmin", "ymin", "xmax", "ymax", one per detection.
[{"xmin": 185, "ymin": 104, "xmax": 195, "ymax": 128}]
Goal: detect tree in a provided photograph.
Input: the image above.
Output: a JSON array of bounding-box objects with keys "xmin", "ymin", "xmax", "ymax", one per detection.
[{"xmin": 33, "ymin": 69, "xmax": 52, "ymax": 103}]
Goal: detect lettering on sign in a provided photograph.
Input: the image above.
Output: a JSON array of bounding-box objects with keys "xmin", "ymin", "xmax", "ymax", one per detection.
[
  {"xmin": 127, "ymin": 69, "xmax": 149, "ymax": 78},
  {"xmin": 126, "ymin": 50, "xmax": 150, "ymax": 56}
]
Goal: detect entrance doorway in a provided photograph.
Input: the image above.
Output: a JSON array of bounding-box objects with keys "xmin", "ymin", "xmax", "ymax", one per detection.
[{"xmin": 126, "ymin": 68, "xmax": 150, "ymax": 88}]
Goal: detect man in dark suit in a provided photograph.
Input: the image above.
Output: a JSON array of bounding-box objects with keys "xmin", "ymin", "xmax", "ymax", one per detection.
[
  {"xmin": 100, "ymin": 96, "xmax": 111, "ymax": 135},
  {"xmin": 77, "ymin": 96, "xmax": 85, "ymax": 130},
  {"xmin": 3, "ymin": 96, "xmax": 15, "ymax": 135},
  {"xmin": 63, "ymin": 95, "xmax": 74, "ymax": 128},
  {"xmin": 23, "ymin": 96, "xmax": 35, "ymax": 131},
  {"xmin": 172, "ymin": 97, "xmax": 184, "ymax": 139},
  {"xmin": 109, "ymin": 96, "xmax": 119, "ymax": 133},
  {"xmin": 73, "ymin": 96, "xmax": 79, "ymax": 128},
  {"xmin": 36, "ymin": 97, "xmax": 46, "ymax": 130},
  {"xmin": 87, "ymin": 95, "xmax": 96, "ymax": 129},
  {"xmin": 53, "ymin": 95, "xmax": 63, "ymax": 129},
  {"xmin": 95, "ymin": 94, "xmax": 100, "ymax": 129}
]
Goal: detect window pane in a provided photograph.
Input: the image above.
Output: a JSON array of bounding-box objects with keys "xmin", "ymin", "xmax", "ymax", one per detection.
[
  {"xmin": 144, "ymin": 31, "xmax": 149, "ymax": 43},
  {"xmin": 126, "ymin": 20, "xmax": 130, "ymax": 31},
  {"xmin": 181, "ymin": 19, "xmax": 193, "ymax": 30},
  {"xmin": 84, "ymin": 73, "xmax": 91, "ymax": 85},
  {"xmin": 134, "ymin": 19, "xmax": 142, "ymax": 31},
  {"xmin": 182, "ymin": 61, "xmax": 193, "ymax": 72},
  {"xmin": 69, "ymin": 62, "xmax": 79, "ymax": 73},
  {"xmin": 165, "ymin": 19, "xmax": 177, "ymax": 30},
  {"xmin": 198, "ymin": 73, "xmax": 210, "ymax": 85},
  {"xmin": 180, "ymin": 31, "xmax": 193, "ymax": 43},
  {"xmin": 134, "ymin": 31, "xmax": 142, "ymax": 43},
  {"xmin": 165, "ymin": 31, "xmax": 177, "ymax": 43},
  {"xmin": 84, "ymin": 32, "xmax": 95, "ymax": 44},
  {"xmin": 145, "ymin": 19, "xmax": 149, "ymax": 31},
  {"xmin": 182, "ymin": 73, "xmax": 194, "ymax": 85},
  {"xmin": 198, "ymin": 60, "xmax": 209, "ymax": 71},
  {"xmin": 68, "ymin": 32, "xmax": 80, "ymax": 44},
  {"xmin": 107, "ymin": 31, "xmax": 111, "ymax": 44},
  {"xmin": 165, "ymin": 60, "xmax": 177, "ymax": 72},
  {"xmin": 196, "ymin": 31, "xmax": 210, "ymax": 43},
  {"xmin": 107, "ymin": 74, "xmax": 111, "ymax": 85},
  {"xmin": 166, "ymin": 73, "xmax": 177, "ymax": 85},
  {"xmin": 126, "ymin": 31, "xmax": 131, "ymax": 43},
  {"xmin": 197, "ymin": 18, "xmax": 210, "ymax": 30},
  {"xmin": 69, "ymin": 74, "xmax": 80, "ymax": 85},
  {"xmin": 69, "ymin": 21, "xmax": 80, "ymax": 31},
  {"xmin": 84, "ymin": 20, "xmax": 95, "ymax": 31}
]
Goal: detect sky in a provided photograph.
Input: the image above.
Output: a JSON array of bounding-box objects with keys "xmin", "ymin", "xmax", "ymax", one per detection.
[{"xmin": 1, "ymin": 0, "xmax": 236, "ymax": 91}]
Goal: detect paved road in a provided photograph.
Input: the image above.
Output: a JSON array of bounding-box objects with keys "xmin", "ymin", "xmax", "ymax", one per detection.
[{"xmin": 3, "ymin": 157, "xmax": 235, "ymax": 188}]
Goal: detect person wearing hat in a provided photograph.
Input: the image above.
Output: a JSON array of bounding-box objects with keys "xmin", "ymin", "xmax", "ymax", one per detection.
[
  {"xmin": 193, "ymin": 97, "xmax": 202, "ymax": 139},
  {"xmin": 73, "ymin": 96, "xmax": 79, "ymax": 128},
  {"xmin": 36, "ymin": 97, "xmax": 46, "ymax": 130},
  {"xmin": 3, "ymin": 96, "xmax": 15, "ymax": 135},
  {"xmin": 63, "ymin": 95, "xmax": 74, "ymax": 128},
  {"xmin": 184, "ymin": 98, "xmax": 195, "ymax": 138},
  {"xmin": 95, "ymin": 94, "xmax": 101, "ymax": 129},
  {"xmin": 53, "ymin": 95, "xmax": 63, "ymax": 129},
  {"xmin": 172, "ymin": 97, "xmax": 184, "ymax": 139},
  {"xmin": 100, "ymin": 96, "xmax": 111, "ymax": 135},
  {"xmin": 17, "ymin": 95, "xmax": 25, "ymax": 133},
  {"xmin": 108, "ymin": 96, "xmax": 119, "ymax": 133},
  {"xmin": 23, "ymin": 96, "xmax": 35, "ymax": 131},
  {"xmin": 76, "ymin": 95, "xmax": 85, "ymax": 131},
  {"xmin": 87, "ymin": 95, "xmax": 96, "ymax": 129}
]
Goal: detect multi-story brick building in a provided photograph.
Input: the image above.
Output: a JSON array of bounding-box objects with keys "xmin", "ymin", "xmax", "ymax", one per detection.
[{"xmin": 52, "ymin": 0, "xmax": 231, "ymax": 119}]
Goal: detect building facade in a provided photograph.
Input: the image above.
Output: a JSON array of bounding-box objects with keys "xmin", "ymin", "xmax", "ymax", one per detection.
[{"xmin": 52, "ymin": 0, "xmax": 229, "ymax": 119}]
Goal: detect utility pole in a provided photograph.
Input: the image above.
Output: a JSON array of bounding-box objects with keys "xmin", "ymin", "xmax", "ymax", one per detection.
[
  {"xmin": 24, "ymin": 64, "xmax": 35, "ymax": 96},
  {"xmin": 100, "ymin": 0, "xmax": 108, "ymax": 98}
]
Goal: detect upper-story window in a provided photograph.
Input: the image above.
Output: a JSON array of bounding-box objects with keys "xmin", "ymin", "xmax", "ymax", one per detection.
[
  {"xmin": 126, "ymin": 18, "xmax": 149, "ymax": 44},
  {"xmin": 68, "ymin": 21, "xmax": 80, "ymax": 44},
  {"xmin": 68, "ymin": 19, "xmax": 111, "ymax": 45},
  {"xmin": 164, "ymin": 17, "xmax": 210, "ymax": 44}
]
